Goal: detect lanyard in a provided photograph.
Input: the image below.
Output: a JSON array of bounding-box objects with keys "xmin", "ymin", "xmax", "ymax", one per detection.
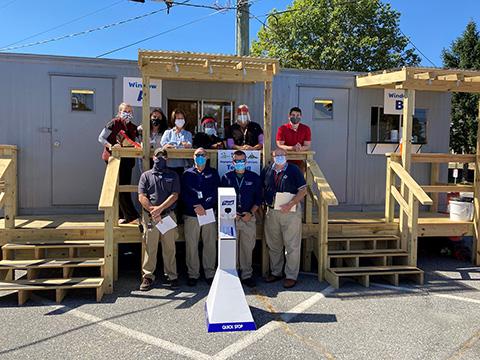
[
  {"xmin": 235, "ymin": 175, "xmax": 244, "ymax": 190},
  {"xmin": 274, "ymin": 170, "xmax": 284, "ymax": 191},
  {"xmin": 242, "ymin": 126, "xmax": 248, "ymax": 145}
]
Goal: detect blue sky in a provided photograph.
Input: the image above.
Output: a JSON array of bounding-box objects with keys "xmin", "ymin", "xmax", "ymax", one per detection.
[{"xmin": 0, "ymin": 0, "xmax": 479, "ymax": 67}]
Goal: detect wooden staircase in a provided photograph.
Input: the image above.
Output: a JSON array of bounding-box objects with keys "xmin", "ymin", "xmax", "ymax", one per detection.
[
  {"xmin": 0, "ymin": 239, "xmax": 105, "ymax": 304},
  {"xmin": 324, "ymin": 234, "xmax": 424, "ymax": 289}
]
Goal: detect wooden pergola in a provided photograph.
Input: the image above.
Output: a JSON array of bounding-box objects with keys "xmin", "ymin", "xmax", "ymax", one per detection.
[
  {"xmin": 137, "ymin": 50, "xmax": 280, "ymax": 170},
  {"xmin": 357, "ymin": 67, "xmax": 480, "ymax": 265}
]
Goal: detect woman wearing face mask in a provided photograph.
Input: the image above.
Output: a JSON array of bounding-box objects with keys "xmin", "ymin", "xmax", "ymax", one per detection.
[
  {"xmin": 138, "ymin": 108, "xmax": 168, "ymax": 150},
  {"xmin": 98, "ymin": 102, "xmax": 140, "ymax": 224},
  {"xmin": 225, "ymin": 104, "xmax": 264, "ymax": 150},
  {"xmin": 192, "ymin": 116, "xmax": 224, "ymax": 149},
  {"xmin": 160, "ymin": 109, "xmax": 193, "ymax": 175}
]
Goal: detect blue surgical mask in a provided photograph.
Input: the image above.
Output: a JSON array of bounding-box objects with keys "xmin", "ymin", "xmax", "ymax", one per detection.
[
  {"xmin": 274, "ymin": 155, "xmax": 286, "ymax": 166},
  {"xmin": 234, "ymin": 162, "xmax": 246, "ymax": 172},
  {"xmin": 195, "ymin": 155, "xmax": 207, "ymax": 167}
]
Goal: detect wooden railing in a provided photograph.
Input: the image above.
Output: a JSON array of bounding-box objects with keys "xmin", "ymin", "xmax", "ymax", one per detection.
[
  {"xmin": 305, "ymin": 159, "xmax": 338, "ymax": 281},
  {"xmin": 388, "ymin": 152, "xmax": 479, "ymax": 265},
  {"xmin": 385, "ymin": 154, "xmax": 433, "ymax": 266},
  {"xmin": 0, "ymin": 145, "xmax": 18, "ymax": 230},
  {"xmin": 98, "ymin": 155, "xmax": 120, "ymax": 294}
]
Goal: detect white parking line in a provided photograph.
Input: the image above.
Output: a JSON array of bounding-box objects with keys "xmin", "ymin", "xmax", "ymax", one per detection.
[
  {"xmin": 213, "ymin": 286, "xmax": 334, "ymax": 360},
  {"xmin": 31, "ymin": 285, "xmax": 334, "ymax": 360},
  {"xmin": 372, "ymin": 283, "xmax": 480, "ymax": 305}
]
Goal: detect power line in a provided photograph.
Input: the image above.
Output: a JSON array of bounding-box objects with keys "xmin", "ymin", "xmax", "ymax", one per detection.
[
  {"xmin": 399, "ymin": 29, "xmax": 437, "ymax": 67},
  {"xmin": 1, "ymin": 0, "xmax": 125, "ymax": 48},
  {"xmin": 0, "ymin": 0, "xmax": 17, "ymax": 10},
  {"xmin": 0, "ymin": 5, "xmax": 173, "ymax": 52},
  {"xmin": 96, "ymin": 8, "xmax": 227, "ymax": 58}
]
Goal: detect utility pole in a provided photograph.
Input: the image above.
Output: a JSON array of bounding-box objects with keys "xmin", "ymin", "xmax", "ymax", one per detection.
[{"xmin": 236, "ymin": 0, "xmax": 250, "ymax": 56}]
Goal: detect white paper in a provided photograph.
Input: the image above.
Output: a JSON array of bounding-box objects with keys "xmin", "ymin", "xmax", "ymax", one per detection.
[
  {"xmin": 197, "ymin": 208, "xmax": 216, "ymax": 226},
  {"xmin": 155, "ymin": 215, "xmax": 177, "ymax": 235},
  {"xmin": 274, "ymin": 192, "xmax": 296, "ymax": 212}
]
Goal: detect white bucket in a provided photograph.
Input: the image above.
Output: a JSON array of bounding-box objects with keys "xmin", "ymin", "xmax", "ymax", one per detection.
[{"xmin": 449, "ymin": 200, "xmax": 474, "ymax": 221}]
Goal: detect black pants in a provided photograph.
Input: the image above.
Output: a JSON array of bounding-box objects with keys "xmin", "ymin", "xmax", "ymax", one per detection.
[{"xmin": 119, "ymin": 158, "xmax": 139, "ymax": 222}]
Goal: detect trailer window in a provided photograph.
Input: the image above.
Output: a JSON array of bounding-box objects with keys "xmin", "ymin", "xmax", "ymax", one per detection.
[{"xmin": 71, "ymin": 89, "xmax": 94, "ymax": 111}]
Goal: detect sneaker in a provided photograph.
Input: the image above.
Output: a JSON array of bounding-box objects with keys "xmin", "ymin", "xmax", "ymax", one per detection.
[
  {"xmin": 265, "ymin": 274, "xmax": 283, "ymax": 283},
  {"xmin": 283, "ymin": 278, "xmax": 297, "ymax": 289},
  {"xmin": 187, "ymin": 277, "xmax": 197, "ymax": 287},
  {"xmin": 205, "ymin": 277, "xmax": 214, "ymax": 285},
  {"xmin": 241, "ymin": 277, "xmax": 256, "ymax": 288},
  {"xmin": 139, "ymin": 277, "xmax": 153, "ymax": 291},
  {"xmin": 168, "ymin": 278, "xmax": 179, "ymax": 290}
]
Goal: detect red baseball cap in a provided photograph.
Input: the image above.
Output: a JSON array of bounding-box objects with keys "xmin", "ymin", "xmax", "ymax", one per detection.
[{"xmin": 201, "ymin": 117, "xmax": 216, "ymax": 126}]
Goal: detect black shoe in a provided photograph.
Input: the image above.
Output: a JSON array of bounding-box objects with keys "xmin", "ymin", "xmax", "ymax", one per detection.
[
  {"xmin": 241, "ymin": 277, "xmax": 256, "ymax": 288},
  {"xmin": 205, "ymin": 277, "xmax": 213, "ymax": 285},
  {"xmin": 139, "ymin": 277, "xmax": 153, "ymax": 291},
  {"xmin": 168, "ymin": 279, "xmax": 179, "ymax": 290},
  {"xmin": 187, "ymin": 277, "xmax": 197, "ymax": 287}
]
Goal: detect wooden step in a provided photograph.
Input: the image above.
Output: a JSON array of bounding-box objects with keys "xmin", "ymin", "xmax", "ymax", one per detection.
[
  {"xmin": 328, "ymin": 249, "xmax": 403, "ymax": 255},
  {"xmin": 328, "ymin": 251, "xmax": 407, "ymax": 258},
  {"xmin": 0, "ymin": 277, "xmax": 104, "ymax": 304},
  {"xmin": 0, "ymin": 258, "xmax": 104, "ymax": 270},
  {"xmin": 325, "ymin": 266, "xmax": 424, "ymax": 289},
  {"xmin": 3, "ymin": 239, "xmax": 104, "ymax": 247},
  {"xmin": 328, "ymin": 235, "xmax": 400, "ymax": 241}
]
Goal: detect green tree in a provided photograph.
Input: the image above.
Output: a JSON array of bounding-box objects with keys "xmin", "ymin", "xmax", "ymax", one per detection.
[
  {"xmin": 442, "ymin": 21, "xmax": 480, "ymax": 155},
  {"xmin": 251, "ymin": 0, "xmax": 420, "ymax": 71}
]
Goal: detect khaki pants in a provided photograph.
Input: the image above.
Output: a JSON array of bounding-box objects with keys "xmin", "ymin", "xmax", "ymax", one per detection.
[
  {"xmin": 142, "ymin": 213, "xmax": 178, "ymax": 281},
  {"xmin": 264, "ymin": 206, "xmax": 302, "ymax": 280},
  {"xmin": 184, "ymin": 215, "xmax": 217, "ymax": 279},
  {"xmin": 235, "ymin": 217, "xmax": 257, "ymax": 280}
]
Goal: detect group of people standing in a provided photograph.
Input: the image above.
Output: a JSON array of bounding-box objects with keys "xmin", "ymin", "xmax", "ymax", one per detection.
[{"xmin": 98, "ymin": 102, "xmax": 312, "ymax": 291}]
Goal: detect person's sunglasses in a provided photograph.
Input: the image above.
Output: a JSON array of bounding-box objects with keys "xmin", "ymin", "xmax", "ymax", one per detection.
[
  {"xmin": 233, "ymin": 159, "xmax": 246, "ymax": 164},
  {"xmin": 195, "ymin": 153, "xmax": 206, "ymax": 158}
]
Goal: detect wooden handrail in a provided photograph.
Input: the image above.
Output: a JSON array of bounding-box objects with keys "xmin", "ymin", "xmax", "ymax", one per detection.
[
  {"xmin": 390, "ymin": 162, "xmax": 433, "ymax": 205},
  {"xmin": 0, "ymin": 159, "xmax": 12, "ymax": 180},
  {"xmin": 388, "ymin": 153, "xmax": 476, "ymax": 164},
  {"xmin": 98, "ymin": 157, "xmax": 121, "ymax": 210},
  {"xmin": 306, "ymin": 160, "xmax": 338, "ymax": 206},
  {"xmin": 422, "ymin": 184, "xmax": 474, "ymax": 193}
]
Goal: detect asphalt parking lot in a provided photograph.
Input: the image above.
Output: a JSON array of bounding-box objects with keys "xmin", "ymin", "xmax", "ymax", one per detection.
[{"xmin": 1, "ymin": 254, "xmax": 480, "ymax": 360}]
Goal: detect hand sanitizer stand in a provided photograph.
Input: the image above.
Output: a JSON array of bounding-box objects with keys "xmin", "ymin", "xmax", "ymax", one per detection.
[{"xmin": 205, "ymin": 187, "xmax": 256, "ymax": 332}]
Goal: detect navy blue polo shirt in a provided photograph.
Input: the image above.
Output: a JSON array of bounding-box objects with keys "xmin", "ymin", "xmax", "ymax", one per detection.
[
  {"xmin": 221, "ymin": 170, "xmax": 261, "ymax": 214},
  {"xmin": 261, "ymin": 163, "xmax": 306, "ymax": 207},
  {"xmin": 181, "ymin": 166, "xmax": 220, "ymax": 216},
  {"xmin": 138, "ymin": 168, "xmax": 180, "ymax": 212}
]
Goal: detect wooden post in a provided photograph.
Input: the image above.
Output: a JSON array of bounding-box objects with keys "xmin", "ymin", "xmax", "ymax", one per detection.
[
  {"xmin": 263, "ymin": 81, "xmax": 272, "ymax": 166},
  {"xmin": 318, "ymin": 198, "xmax": 328, "ymax": 281},
  {"xmin": 399, "ymin": 89, "xmax": 415, "ymax": 250},
  {"xmin": 430, "ymin": 163, "xmax": 440, "ymax": 212},
  {"xmin": 4, "ymin": 147, "xmax": 17, "ymax": 229},
  {"xmin": 385, "ymin": 156, "xmax": 395, "ymax": 222},
  {"xmin": 305, "ymin": 155, "xmax": 313, "ymax": 224},
  {"xmin": 261, "ymin": 80, "xmax": 272, "ymax": 277},
  {"xmin": 142, "ymin": 74, "xmax": 151, "ymax": 172},
  {"xmin": 474, "ymin": 99, "xmax": 480, "ymax": 265},
  {"xmin": 407, "ymin": 191, "xmax": 419, "ymax": 266},
  {"xmin": 104, "ymin": 207, "xmax": 114, "ymax": 294}
]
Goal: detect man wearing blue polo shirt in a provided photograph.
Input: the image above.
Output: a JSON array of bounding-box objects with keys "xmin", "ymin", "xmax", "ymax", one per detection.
[
  {"xmin": 181, "ymin": 147, "xmax": 220, "ymax": 286},
  {"xmin": 221, "ymin": 150, "xmax": 262, "ymax": 287},
  {"xmin": 262, "ymin": 148, "xmax": 307, "ymax": 288}
]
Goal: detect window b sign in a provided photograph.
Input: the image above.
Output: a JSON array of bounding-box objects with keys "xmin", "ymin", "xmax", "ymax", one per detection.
[
  {"xmin": 123, "ymin": 77, "xmax": 162, "ymax": 107},
  {"xmin": 384, "ymin": 89, "xmax": 404, "ymax": 115}
]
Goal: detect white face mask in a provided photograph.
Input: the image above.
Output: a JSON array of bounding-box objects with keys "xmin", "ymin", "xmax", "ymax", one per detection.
[
  {"xmin": 175, "ymin": 119, "xmax": 185, "ymax": 128},
  {"xmin": 205, "ymin": 127, "xmax": 216, "ymax": 136}
]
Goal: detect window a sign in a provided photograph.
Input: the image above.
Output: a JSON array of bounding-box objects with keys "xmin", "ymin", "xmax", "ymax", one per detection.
[
  {"xmin": 123, "ymin": 77, "xmax": 162, "ymax": 107},
  {"xmin": 217, "ymin": 150, "xmax": 261, "ymax": 178},
  {"xmin": 384, "ymin": 89, "xmax": 405, "ymax": 115}
]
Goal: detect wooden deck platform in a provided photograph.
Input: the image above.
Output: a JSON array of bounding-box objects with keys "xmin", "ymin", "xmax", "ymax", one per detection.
[{"xmin": 0, "ymin": 211, "xmax": 473, "ymax": 244}]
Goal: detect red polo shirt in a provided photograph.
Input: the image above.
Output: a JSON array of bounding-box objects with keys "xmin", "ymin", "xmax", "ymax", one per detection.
[{"xmin": 276, "ymin": 123, "xmax": 311, "ymax": 146}]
